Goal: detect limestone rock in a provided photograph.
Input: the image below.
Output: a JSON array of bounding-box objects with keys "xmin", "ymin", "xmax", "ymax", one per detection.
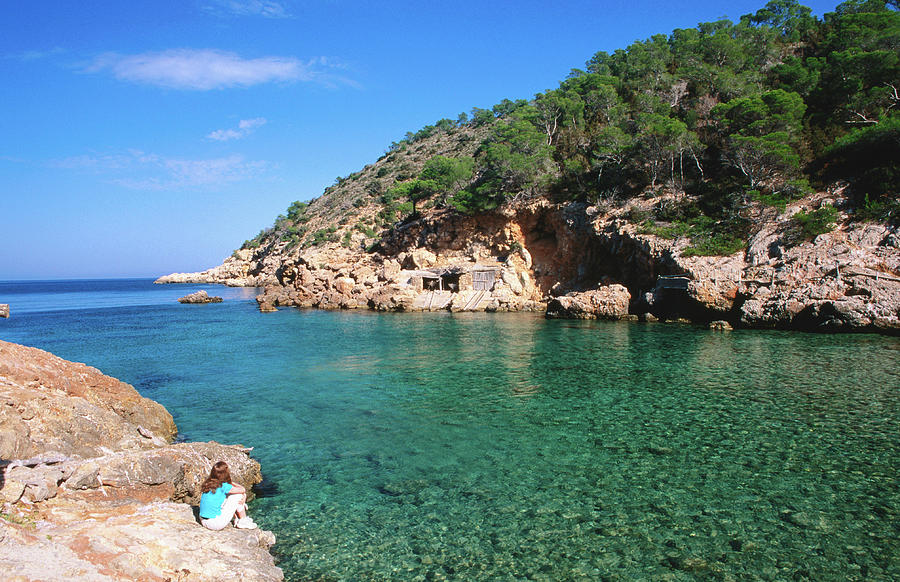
[
  {"xmin": 501, "ymin": 268, "xmax": 524, "ymax": 295},
  {"xmin": 0, "ymin": 340, "xmax": 175, "ymax": 459},
  {"xmin": 156, "ymin": 254, "xmax": 268, "ymax": 287},
  {"xmin": 0, "ymin": 304, "xmax": 8, "ymax": 318},
  {"xmin": 546, "ymin": 284, "xmax": 631, "ymax": 320},
  {"xmin": 333, "ymin": 276, "xmax": 356, "ymax": 296},
  {"xmin": 353, "ymin": 266, "xmax": 378, "ymax": 286},
  {"xmin": 58, "ymin": 441, "xmax": 262, "ymax": 505},
  {"xmin": 519, "ymin": 246, "xmax": 533, "ymax": 269},
  {"xmin": 0, "ymin": 340, "xmax": 280, "ymax": 580},
  {"xmin": 258, "ymin": 301, "xmax": 278, "ymax": 313},
  {"xmin": 369, "ymin": 286, "xmax": 416, "ymax": 311},
  {"xmin": 403, "ymin": 248, "xmax": 437, "ymax": 269},
  {"xmin": 6, "ymin": 463, "xmax": 66, "ymax": 503},
  {"xmin": 154, "ymin": 188, "xmax": 899, "ymax": 334},
  {"xmin": 381, "ymin": 259, "xmax": 402, "ymax": 282},
  {"xmin": 0, "ymin": 499, "xmax": 282, "ymax": 582},
  {"xmin": 178, "ymin": 290, "xmax": 223, "ymax": 304}
]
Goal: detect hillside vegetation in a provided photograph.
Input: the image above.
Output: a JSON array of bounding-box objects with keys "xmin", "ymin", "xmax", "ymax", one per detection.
[{"xmin": 240, "ymin": 0, "xmax": 898, "ymax": 262}]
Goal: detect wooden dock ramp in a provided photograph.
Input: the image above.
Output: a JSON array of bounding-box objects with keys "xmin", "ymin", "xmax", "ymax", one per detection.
[{"xmin": 462, "ymin": 290, "xmax": 487, "ymax": 311}]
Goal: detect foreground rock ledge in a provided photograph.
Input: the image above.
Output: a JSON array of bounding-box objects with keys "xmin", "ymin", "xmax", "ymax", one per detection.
[{"xmin": 0, "ymin": 339, "xmax": 283, "ymax": 581}]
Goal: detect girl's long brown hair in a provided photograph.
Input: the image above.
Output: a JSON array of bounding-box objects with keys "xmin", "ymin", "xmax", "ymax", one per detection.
[{"xmin": 201, "ymin": 461, "xmax": 233, "ymax": 493}]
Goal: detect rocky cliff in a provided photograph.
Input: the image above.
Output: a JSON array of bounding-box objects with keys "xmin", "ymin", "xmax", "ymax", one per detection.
[
  {"xmin": 158, "ymin": 187, "xmax": 900, "ymax": 335},
  {"xmin": 153, "ymin": 4, "xmax": 900, "ymax": 335},
  {"xmin": 0, "ymin": 339, "xmax": 283, "ymax": 581}
]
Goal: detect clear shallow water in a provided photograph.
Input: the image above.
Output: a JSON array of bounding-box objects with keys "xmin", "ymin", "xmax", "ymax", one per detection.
[{"xmin": 1, "ymin": 280, "xmax": 898, "ymax": 581}]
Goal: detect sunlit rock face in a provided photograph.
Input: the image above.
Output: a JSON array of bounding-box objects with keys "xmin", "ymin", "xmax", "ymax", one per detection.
[
  {"xmin": 0, "ymin": 339, "xmax": 283, "ymax": 581},
  {"xmin": 157, "ymin": 190, "xmax": 899, "ymax": 334}
]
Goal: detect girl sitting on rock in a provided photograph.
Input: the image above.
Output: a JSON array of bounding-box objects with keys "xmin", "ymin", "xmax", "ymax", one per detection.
[{"xmin": 199, "ymin": 461, "xmax": 257, "ymax": 530}]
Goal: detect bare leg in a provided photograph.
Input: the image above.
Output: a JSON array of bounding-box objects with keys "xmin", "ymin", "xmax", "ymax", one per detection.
[{"xmin": 234, "ymin": 493, "xmax": 247, "ymax": 519}]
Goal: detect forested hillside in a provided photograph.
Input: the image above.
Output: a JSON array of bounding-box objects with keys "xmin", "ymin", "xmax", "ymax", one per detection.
[{"xmin": 242, "ymin": 0, "xmax": 898, "ymax": 259}]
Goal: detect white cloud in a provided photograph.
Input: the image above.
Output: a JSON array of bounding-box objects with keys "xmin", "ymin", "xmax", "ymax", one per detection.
[
  {"xmin": 208, "ymin": 117, "xmax": 267, "ymax": 141},
  {"xmin": 85, "ymin": 49, "xmax": 337, "ymax": 90},
  {"xmin": 54, "ymin": 149, "xmax": 269, "ymax": 190},
  {"xmin": 205, "ymin": 0, "xmax": 291, "ymax": 18}
]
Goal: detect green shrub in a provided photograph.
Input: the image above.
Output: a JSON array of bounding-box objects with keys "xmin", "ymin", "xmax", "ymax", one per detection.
[
  {"xmin": 305, "ymin": 227, "xmax": 339, "ymax": 248},
  {"xmin": 286, "ymin": 200, "xmax": 308, "ymax": 220},
  {"xmin": 365, "ymin": 180, "xmax": 384, "ymax": 196},
  {"xmin": 822, "ymin": 118, "xmax": 900, "ymax": 216},
  {"xmin": 748, "ymin": 189, "xmax": 787, "ymax": 212},
  {"xmin": 638, "ymin": 219, "xmax": 693, "ymax": 239},
  {"xmin": 682, "ymin": 232, "xmax": 746, "ymax": 256},
  {"xmin": 747, "ymin": 179, "xmax": 810, "ymax": 212},
  {"xmin": 640, "ymin": 216, "xmax": 747, "ymax": 256},
  {"xmin": 356, "ymin": 222, "xmax": 378, "ymax": 237},
  {"xmin": 653, "ymin": 199, "xmax": 701, "ymax": 222},
  {"xmin": 784, "ymin": 205, "xmax": 838, "ymax": 245},
  {"xmin": 622, "ymin": 206, "xmax": 650, "ymax": 223},
  {"xmin": 449, "ymin": 189, "xmax": 501, "ymax": 214},
  {"xmin": 854, "ymin": 194, "xmax": 900, "ymax": 224}
]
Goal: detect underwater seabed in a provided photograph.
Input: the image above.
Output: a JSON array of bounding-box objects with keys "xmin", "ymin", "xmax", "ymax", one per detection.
[
  {"xmin": 233, "ymin": 313, "xmax": 898, "ymax": 581},
  {"xmin": 2, "ymin": 290, "xmax": 897, "ymax": 581}
]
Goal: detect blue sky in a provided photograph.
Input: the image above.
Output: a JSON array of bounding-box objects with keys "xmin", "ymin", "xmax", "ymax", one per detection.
[{"xmin": 1, "ymin": 0, "xmax": 841, "ymax": 279}]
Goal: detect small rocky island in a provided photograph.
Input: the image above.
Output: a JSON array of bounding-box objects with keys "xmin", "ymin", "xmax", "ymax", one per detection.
[
  {"xmin": 0, "ymin": 339, "xmax": 282, "ymax": 581},
  {"xmin": 178, "ymin": 290, "xmax": 223, "ymax": 304}
]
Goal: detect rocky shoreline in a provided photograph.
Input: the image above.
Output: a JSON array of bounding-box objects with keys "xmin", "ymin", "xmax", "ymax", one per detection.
[
  {"xmin": 0, "ymin": 339, "xmax": 283, "ymax": 581},
  {"xmin": 157, "ymin": 195, "xmax": 900, "ymax": 335}
]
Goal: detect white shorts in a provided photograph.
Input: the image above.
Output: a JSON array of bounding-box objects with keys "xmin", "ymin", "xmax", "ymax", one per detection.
[{"xmin": 200, "ymin": 493, "xmax": 245, "ymax": 531}]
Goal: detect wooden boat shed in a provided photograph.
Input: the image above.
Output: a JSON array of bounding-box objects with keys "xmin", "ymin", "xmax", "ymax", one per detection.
[{"xmin": 410, "ymin": 266, "xmax": 500, "ymax": 293}]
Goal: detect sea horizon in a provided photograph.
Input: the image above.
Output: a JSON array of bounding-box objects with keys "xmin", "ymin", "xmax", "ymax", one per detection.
[
  {"xmin": 0, "ymin": 277, "xmax": 259, "ymax": 316},
  {"xmin": 1, "ymin": 275, "xmax": 183, "ymax": 283}
]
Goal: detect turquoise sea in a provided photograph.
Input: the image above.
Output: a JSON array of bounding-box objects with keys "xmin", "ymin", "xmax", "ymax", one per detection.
[{"xmin": 0, "ymin": 279, "xmax": 898, "ymax": 581}]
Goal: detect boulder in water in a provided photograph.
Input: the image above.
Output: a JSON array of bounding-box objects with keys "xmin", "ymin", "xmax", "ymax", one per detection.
[
  {"xmin": 178, "ymin": 290, "xmax": 223, "ymax": 304},
  {"xmin": 545, "ymin": 284, "xmax": 631, "ymax": 320}
]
